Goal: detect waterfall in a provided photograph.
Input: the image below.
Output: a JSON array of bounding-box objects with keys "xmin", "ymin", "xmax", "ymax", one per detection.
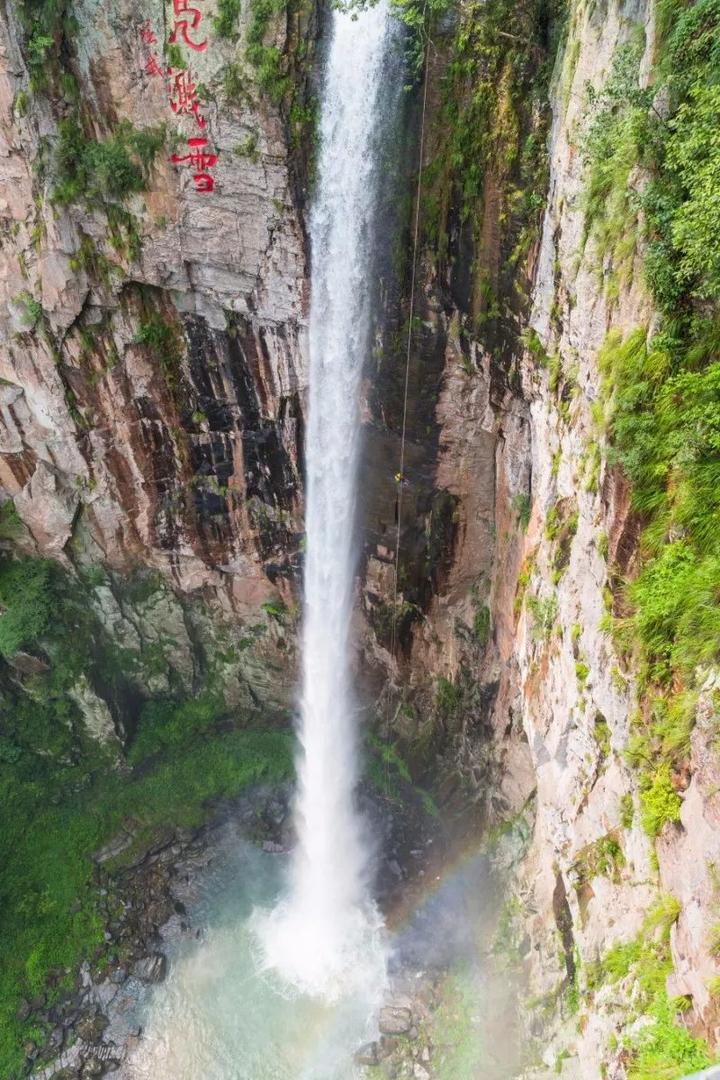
[{"xmin": 257, "ymin": 0, "xmax": 395, "ymax": 1000}]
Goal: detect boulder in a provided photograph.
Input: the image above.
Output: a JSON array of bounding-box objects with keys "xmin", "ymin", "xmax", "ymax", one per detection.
[
  {"xmin": 81, "ymin": 1059, "xmax": 105, "ymax": 1078},
  {"xmin": 131, "ymin": 954, "xmax": 167, "ymax": 983},
  {"xmin": 15, "ymin": 998, "xmax": 31, "ymax": 1022},
  {"xmin": 76, "ymin": 1014, "xmax": 109, "ymax": 1044},
  {"xmin": 8, "ymin": 651, "xmax": 50, "ymax": 676},
  {"xmin": 354, "ymin": 1042, "xmax": 379, "ymax": 1066},
  {"xmin": 92, "ymin": 831, "xmax": 134, "ymax": 865},
  {"xmin": 378, "ymin": 1005, "xmax": 413, "ymax": 1036}
]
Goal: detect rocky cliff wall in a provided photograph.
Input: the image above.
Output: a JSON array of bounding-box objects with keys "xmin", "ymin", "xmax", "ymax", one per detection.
[
  {"xmin": 363, "ymin": 0, "xmax": 720, "ymax": 1075},
  {"xmin": 0, "ymin": 0, "xmax": 314, "ymax": 613},
  {"xmin": 377, "ymin": 0, "xmax": 720, "ymax": 1075},
  {"xmin": 2, "ymin": 0, "xmax": 720, "ymax": 1075}
]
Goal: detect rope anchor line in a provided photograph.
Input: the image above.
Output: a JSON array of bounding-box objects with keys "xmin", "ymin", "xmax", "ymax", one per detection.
[{"xmin": 389, "ymin": 25, "xmax": 431, "ymax": 661}]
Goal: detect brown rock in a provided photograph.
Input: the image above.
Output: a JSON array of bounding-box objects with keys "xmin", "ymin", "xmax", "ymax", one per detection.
[
  {"xmin": 378, "ymin": 1006, "xmax": 413, "ymax": 1036},
  {"xmin": 131, "ymin": 954, "xmax": 167, "ymax": 983}
]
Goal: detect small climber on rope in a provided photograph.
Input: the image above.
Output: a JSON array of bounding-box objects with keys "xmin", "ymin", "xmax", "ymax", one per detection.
[{"xmin": 394, "ymin": 471, "xmax": 409, "ymax": 487}]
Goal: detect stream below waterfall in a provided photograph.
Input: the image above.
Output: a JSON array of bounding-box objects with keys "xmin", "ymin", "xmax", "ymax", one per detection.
[
  {"xmin": 106, "ymin": 820, "xmax": 524, "ymax": 1080},
  {"xmin": 119, "ymin": 841, "xmax": 375, "ymax": 1080}
]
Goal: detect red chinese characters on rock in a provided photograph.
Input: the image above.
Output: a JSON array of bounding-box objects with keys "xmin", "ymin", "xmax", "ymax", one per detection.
[
  {"xmin": 169, "ymin": 0, "xmax": 207, "ymax": 52},
  {"xmin": 139, "ymin": 19, "xmax": 157, "ymax": 45},
  {"xmin": 170, "ymin": 137, "xmax": 217, "ymax": 193},
  {"xmin": 145, "ymin": 53, "xmax": 163, "ymax": 77},
  {"xmin": 139, "ymin": 21, "xmax": 163, "ymax": 77},
  {"xmin": 137, "ymin": 6, "xmax": 218, "ymax": 195},
  {"xmin": 169, "ymin": 68, "xmax": 206, "ymax": 129}
]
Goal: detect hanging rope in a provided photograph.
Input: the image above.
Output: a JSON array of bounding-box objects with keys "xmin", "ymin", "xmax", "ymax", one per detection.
[{"xmin": 389, "ymin": 23, "xmax": 431, "ymax": 660}]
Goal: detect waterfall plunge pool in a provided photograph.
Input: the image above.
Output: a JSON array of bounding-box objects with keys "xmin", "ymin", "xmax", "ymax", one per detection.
[
  {"xmin": 118, "ymin": 835, "xmax": 377, "ymax": 1080},
  {"xmin": 107, "ymin": 819, "xmax": 524, "ymax": 1080}
]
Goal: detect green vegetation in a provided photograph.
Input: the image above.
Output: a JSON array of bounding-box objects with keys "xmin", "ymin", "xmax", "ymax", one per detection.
[
  {"xmin": 410, "ymin": 0, "xmax": 566, "ymax": 334},
  {"xmin": 430, "ymin": 969, "xmax": 485, "ymax": 1079},
  {"xmin": 0, "ymin": 557, "xmax": 53, "ymax": 656},
  {"xmin": 575, "ymin": 659, "xmax": 589, "ymax": 690},
  {"xmin": 627, "ymin": 994, "xmax": 714, "ymax": 1079},
  {"xmin": 584, "ymin": 895, "xmax": 711, "ymax": 1077},
  {"xmin": 16, "ymin": 0, "xmax": 76, "ymax": 93},
  {"xmin": 527, "ymin": 594, "xmax": 558, "ymax": 642},
  {"xmin": 581, "ymin": 32, "xmax": 651, "ymax": 285},
  {"xmin": 14, "ymin": 89, "xmax": 29, "ymax": 116},
  {"xmin": 19, "ymin": 0, "xmax": 163, "ymax": 227},
  {"xmin": 366, "ymin": 733, "xmax": 438, "ymax": 817},
  {"xmin": 473, "ymin": 604, "xmax": 491, "ymax": 645},
  {"xmin": 14, "ymin": 290, "xmax": 43, "ymax": 331},
  {"xmin": 135, "ymin": 311, "xmax": 185, "ymax": 384},
  {"xmin": 594, "ymin": 713, "xmax": 611, "ymax": 758},
  {"xmin": 638, "ymin": 764, "xmax": 682, "ymax": 838},
  {"xmin": 246, "ymin": 0, "xmax": 291, "ymax": 102},
  {"xmin": 53, "ymin": 118, "xmax": 165, "ymax": 207},
  {"xmin": 521, "ymin": 327, "xmax": 551, "ymax": 367},
  {"xmin": 213, "ymin": 0, "xmax": 242, "ymax": 39},
  {"xmin": 217, "ymin": 0, "xmax": 316, "ymax": 160},
  {"xmin": 0, "ymin": 501, "xmax": 23, "ymax": 542},
  {"xmin": 0, "ymin": 555, "xmax": 292, "ymax": 1077},
  {"xmin": 514, "ymin": 554, "xmax": 536, "ymax": 614},
  {"xmin": 512, "ymin": 492, "xmax": 532, "ymax": 531},
  {"xmin": 492, "ymin": 894, "xmax": 525, "ymax": 963},
  {"xmin": 26, "ymin": 31, "xmax": 54, "ymax": 83},
  {"xmin": 369, "ymin": 597, "xmax": 420, "ymax": 647},
  {"xmin": 588, "ymin": 3, "xmax": 720, "ymax": 842},
  {"xmin": 434, "ymin": 675, "xmax": 463, "ymax": 720},
  {"xmin": 235, "ymin": 132, "xmax": 261, "ymax": 162},
  {"xmin": 261, "ymin": 596, "xmax": 288, "ymax": 622},
  {"xmin": 620, "ymin": 792, "xmax": 635, "ymax": 830},
  {"xmin": 544, "ymin": 500, "xmax": 578, "ymax": 578},
  {"xmin": 165, "ymin": 42, "xmax": 185, "ymax": 69},
  {"xmin": 223, "ymin": 62, "xmax": 252, "ymax": 106},
  {"xmin": 573, "ymin": 833, "xmax": 624, "ymax": 885},
  {"xmin": 599, "ymin": 329, "xmax": 720, "ymax": 682}
]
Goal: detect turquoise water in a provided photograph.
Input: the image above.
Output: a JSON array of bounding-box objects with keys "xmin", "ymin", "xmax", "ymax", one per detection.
[
  {"xmin": 123, "ymin": 841, "xmax": 377, "ymax": 1080},
  {"xmin": 119, "ymin": 836, "xmax": 524, "ymax": 1080}
]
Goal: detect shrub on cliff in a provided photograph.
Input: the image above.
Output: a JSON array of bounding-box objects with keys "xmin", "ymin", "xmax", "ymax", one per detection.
[
  {"xmin": 53, "ymin": 119, "xmax": 165, "ymax": 207},
  {"xmin": 590, "ymin": 3, "xmax": 720, "ymax": 859},
  {"xmin": 639, "ymin": 765, "xmax": 682, "ymax": 838},
  {"xmin": 0, "ymin": 557, "xmax": 53, "ymax": 657}
]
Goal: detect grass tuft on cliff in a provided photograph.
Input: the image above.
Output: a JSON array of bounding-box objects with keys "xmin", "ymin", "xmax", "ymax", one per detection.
[
  {"xmin": 53, "ymin": 118, "xmax": 166, "ymax": 207},
  {"xmin": 584, "ymin": 896, "xmax": 712, "ymax": 1077},
  {"xmin": 588, "ymin": 0, "xmax": 720, "ymax": 838}
]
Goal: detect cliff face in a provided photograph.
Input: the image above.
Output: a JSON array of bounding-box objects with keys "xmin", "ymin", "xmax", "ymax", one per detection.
[
  {"xmin": 374, "ymin": 0, "xmax": 720, "ymax": 1075},
  {"xmin": 509, "ymin": 0, "xmax": 720, "ymax": 1067},
  {"xmin": 506, "ymin": 0, "xmax": 662, "ymax": 1069},
  {"xmin": 0, "ymin": 0, "xmax": 311, "ymax": 611},
  {"xmin": 2, "ymin": 0, "xmax": 720, "ymax": 1075}
]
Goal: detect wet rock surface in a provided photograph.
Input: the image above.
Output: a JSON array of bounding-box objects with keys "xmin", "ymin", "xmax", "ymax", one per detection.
[
  {"xmin": 359, "ymin": 983, "xmax": 437, "ymax": 1078},
  {"xmin": 26, "ymin": 780, "xmax": 445, "ymax": 1079},
  {"xmin": 378, "ymin": 1004, "xmax": 414, "ymax": 1036},
  {"xmin": 130, "ymin": 956, "xmax": 166, "ymax": 985},
  {"xmin": 24, "ymin": 785, "xmax": 290, "ymax": 1079}
]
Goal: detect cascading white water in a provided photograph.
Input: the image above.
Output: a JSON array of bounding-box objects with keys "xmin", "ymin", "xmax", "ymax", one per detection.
[{"xmin": 257, "ymin": 0, "xmax": 394, "ymax": 1000}]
